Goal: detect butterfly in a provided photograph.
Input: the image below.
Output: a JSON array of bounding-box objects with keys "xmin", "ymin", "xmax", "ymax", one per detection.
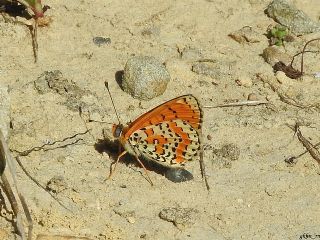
[{"xmin": 106, "ymin": 84, "xmax": 207, "ymax": 187}]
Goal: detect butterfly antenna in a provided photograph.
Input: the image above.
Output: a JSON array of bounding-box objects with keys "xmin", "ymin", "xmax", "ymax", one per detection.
[{"xmin": 104, "ymin": 82, "xmax": 121, "ymax": 124}]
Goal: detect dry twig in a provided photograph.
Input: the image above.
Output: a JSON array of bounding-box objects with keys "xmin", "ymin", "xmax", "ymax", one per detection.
[
  {"xmin": 0, "ymin": 130, "xmax": 32, "ymax": 240},
  {"xmin": 273, "ymin": 38, "xmax": 320, "ymax": 79},
  {"xmin": 287, "ymin": 123, "xmax": 320, "ymax": 165}
]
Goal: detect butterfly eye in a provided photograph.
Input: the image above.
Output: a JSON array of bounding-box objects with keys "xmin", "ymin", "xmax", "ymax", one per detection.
[{"xmin": 112, "ymin": 124, "xmax": 123, "ymax": 138}]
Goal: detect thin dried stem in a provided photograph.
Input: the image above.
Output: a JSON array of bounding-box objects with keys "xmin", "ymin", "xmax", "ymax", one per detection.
[
  {"xmin": 0, "ymin": 130, "xmax": 28, "ymax": 239},
  {"xmin": 31, "ymin": 19, "xmax": 38, "ymax": 63},
  {"xmin": 287, "ymin": 124, "xmax": 320, "ymax": 165},
  {"xmin": 15, "ymin": 157, "xmax": 71, "ymax": 211},
  {"xmin": 300, "ymin": 38, "xmax": 320, "ymax": 75},
  {"xmin": 199, "ymin": 144, "xmax": 210, "ymax": 191},
  {"xmin": 203, "ymin": 100, "xmax": 269, "ymax": 108}
]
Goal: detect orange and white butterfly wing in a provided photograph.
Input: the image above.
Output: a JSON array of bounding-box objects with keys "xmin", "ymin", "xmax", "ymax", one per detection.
[{"xmin": 122, "ymin": 95, "xmax": 202, "ymax": 167}]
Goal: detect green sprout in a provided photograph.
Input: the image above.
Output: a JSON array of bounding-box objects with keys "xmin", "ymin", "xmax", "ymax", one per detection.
[
  {"xmin": 10, "ymin": 0, "xmax": 45, "ymax": 62},
  {"xmin": 1, "ymin": 1, "xmax": 45, "ymax": 62},
  {"xmin": 268, "ymin": 25, "xmax": 289, "ymax": 46},
  {"xmin": 16, "ymin": 0, "xmax": 43, "ymax": 18}
]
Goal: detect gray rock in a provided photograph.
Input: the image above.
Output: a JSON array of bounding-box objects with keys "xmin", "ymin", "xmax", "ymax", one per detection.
[
  {"xmin": 122, "ymin": 56, "xmax": 170, "ymax": 100},
  {"xmin": 262, "ymin": 46, "xmax": 292, "ymax": 66},
  {"xmin": 34, "ymin": 70, "xmax": 86, "ymax": 97},
  {"xmin": 34, "ymin": 70, "xmax": 103, "ymax": 113},
  {"xmin": 93, "ymin": 36, "xmax": 111, "ymax": 46},
  {"xmin": 159, "ymin": 207, "xmax": 199, "ymax": 228},
  {"xmin": 266, "ymin": 0, "xmax": 320, "ymax": 34}
]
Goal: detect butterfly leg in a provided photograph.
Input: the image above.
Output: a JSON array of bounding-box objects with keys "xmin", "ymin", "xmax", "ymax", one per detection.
[
  {"xmin": 133, "ymin": 155, "xmax": 154, "ymax": 186},
  {"xmin": 107, "ymin": 151, "xmax": 127, "ymax": 180}
]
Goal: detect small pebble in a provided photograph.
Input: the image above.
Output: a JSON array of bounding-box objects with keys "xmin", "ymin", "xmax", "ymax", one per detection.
[
  {"xmin": 127, "ymin": 216, "xmax": 136, "ymax": 224},
  {"xmin": 93, "ymin": 37, "xmax": 111, "ymax": 46},
  {"xmin": 266, "ymin": 95, "xmax": 272, "ymax": 101},
  {"xmin": 235, "ymin": 76, "xmax": 253, "ymax": 87},
  {"xmin": 275, "ymin": 71, "xmax": 290, "ymax": 84},
  {"xmin": 122, "ymin": 56, "xmax": 170, "ymax": 100},
  {"xmin": 228, "ymin": 26, "xmax": 262, "ymax": 44},
  {"xmin": 140, "ymin": 234, "xmax": 147, "ymax": 239},
  {"xmin": 165, "ymin": 168, "xmax": 193, "ymax": 183},
  {"xmin": 247, "ymin": 93, "xmax": 258, "ymax": 101},
  {"xmin": 262, "ymin": 46, "xmax": 292, "ymax": 66}
]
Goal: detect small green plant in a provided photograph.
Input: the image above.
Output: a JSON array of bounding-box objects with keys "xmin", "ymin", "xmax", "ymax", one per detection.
[
  {"xmin": 9, "ymin": 0, "xmax": 45, "ymax": 62},
  {"xmin": 16, "ymin": 0, "xmax": 43, "ymax": 18},
  {"xmin": 267, "ymin": 25, "xmax": 289, "ymax": 46}
]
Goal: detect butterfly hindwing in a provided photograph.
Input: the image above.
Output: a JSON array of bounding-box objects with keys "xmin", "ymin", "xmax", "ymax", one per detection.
[{"xmin": 127, "ymin": 119, "xmax": 201, "ymax": 167}]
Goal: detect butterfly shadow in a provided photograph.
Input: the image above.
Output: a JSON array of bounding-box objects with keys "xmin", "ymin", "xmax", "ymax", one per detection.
[{"xmin": 94, "ymin": 137, "xmax": 170, "ymax": 179}]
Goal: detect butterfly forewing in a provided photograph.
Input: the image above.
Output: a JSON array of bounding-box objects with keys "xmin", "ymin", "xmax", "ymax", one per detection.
[
  {"xmin": 124, "ymin": 95, "xmax": 202, "ymax": 138},
  {"xmin": 122, "ymin": 95, "xmax": 202, "ymax": 167}
]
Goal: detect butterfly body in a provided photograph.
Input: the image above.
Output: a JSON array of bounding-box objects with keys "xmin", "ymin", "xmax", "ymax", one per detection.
[
  {"xmin": 112, "ymin": 95, "xmax": 203, "ymax": 168},
  {"xmin": 112, "ymin": 124, "xmax": 138, "ymax": 157}
]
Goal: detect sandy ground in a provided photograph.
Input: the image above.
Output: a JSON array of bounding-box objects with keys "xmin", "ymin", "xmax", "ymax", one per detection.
[{"xmin": 1, "ymin": 0, "xmax": 320, "ymax": 239}]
